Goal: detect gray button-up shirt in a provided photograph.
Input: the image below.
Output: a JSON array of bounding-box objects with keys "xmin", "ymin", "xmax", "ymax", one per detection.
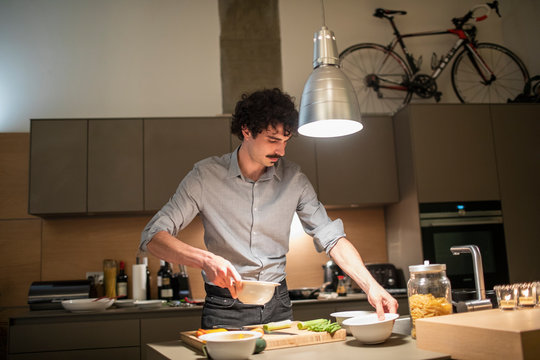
[{"xmin": 140, "ymin": 147, "xmax": 345, "ymax": 283}]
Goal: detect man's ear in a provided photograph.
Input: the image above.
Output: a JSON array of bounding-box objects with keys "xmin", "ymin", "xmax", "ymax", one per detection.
[{"xmin": 241, "ymin": 126, "xmax": 251, "ymax": 139}]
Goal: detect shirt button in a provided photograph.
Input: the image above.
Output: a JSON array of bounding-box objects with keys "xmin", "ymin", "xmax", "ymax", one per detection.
[
  {"xmin": 254, "ymin": 207, "xmax": 258, "ymax": 211},
  {"xmin": 253, "ymin": 231, "xmax": 257, "ymax": 235}
]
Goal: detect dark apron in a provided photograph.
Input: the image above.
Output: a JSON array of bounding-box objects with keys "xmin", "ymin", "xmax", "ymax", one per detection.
[{"xmin": 201, "ymin": 279, "xmax": 293, "ymax": 329}]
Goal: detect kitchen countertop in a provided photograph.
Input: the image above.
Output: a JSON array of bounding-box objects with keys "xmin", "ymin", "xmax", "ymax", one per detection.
[{"xmin": 146, "ymin": 333, "xmax": 450, "ymax": 360}]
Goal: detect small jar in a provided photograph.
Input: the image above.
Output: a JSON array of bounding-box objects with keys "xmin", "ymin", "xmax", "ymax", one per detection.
[
  {"xmin": 407, "ymin": 261, "xmax": 452, "ymax": 338},
  {"xmin": 336, "ymin": 275, "xmax": 347, "ymax": 297}
]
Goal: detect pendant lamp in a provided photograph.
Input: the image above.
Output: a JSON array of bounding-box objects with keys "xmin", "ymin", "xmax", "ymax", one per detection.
[{"xmin": 298, "ymin": 2, "xmax": 362, "ymax": 138}]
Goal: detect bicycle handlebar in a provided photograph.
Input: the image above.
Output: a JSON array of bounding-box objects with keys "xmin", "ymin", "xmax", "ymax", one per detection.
[{"xmin": 452, "ymin": 1, "xmax": 500, "ymax": 28}]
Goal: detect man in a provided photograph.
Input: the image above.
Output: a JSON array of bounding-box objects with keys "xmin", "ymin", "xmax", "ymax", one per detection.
[{"xmin": 140, "ymin": 88, "xmax": 398, "ymax": 328}]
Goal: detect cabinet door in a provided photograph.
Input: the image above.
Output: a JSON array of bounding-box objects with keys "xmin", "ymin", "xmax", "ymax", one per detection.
[
  {"xmin": 29, "ymin": 120, "xmax": 87, "ymax": 214},
  {"xmin": 144, "ymin": 117, "xmax": 231, "ymax": 211},
  {"xmin": 491, "ymin": 104, "xmax": 540, "ymax": 283},
  {"xmin": 88, "ymin": 119, "xmax": 143, "ymax": 212},
  {"xmin": 315, "ymin": 116, "xmax": 399, "ymax": 206},
  {"xmin": 409, "ymin": 105, "xmax": 499, "ymax": 203}
]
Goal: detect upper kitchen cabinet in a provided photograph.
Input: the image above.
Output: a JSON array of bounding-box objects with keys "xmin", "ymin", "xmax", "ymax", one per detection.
[
  {"xmin": 29, "ymin": 120, "xmax": 87, "ymax": 215},
  {"xmin": 394, "ymin": 104, "xmax": 499, "ymax": 203},
  {"xmin": 315, "ymin": 115, "xmax": 399, "ymax": 206},
  {"xmin": 490, "ymin": 104, "xmax": 540, "ymax": 282},
  {"xmin": 87, "ymin": 119, "xmax": 143, "ymax": 213},
  {"xmin": 144, "ymin": 117, "xmax": 231, "ymax": 211}
]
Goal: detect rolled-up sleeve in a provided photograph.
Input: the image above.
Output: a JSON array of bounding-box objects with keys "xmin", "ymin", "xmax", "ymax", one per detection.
[
  {"xmin": 140, "ymin": 166, "xmax": 203, "ymax": 252},
  {"xmin": 295, "ymin": 174, "xmax": 346, "ymax": 254}
]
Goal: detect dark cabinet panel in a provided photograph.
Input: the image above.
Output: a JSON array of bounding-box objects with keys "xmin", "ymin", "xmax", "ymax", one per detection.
[
  {"xmin": 316, "ymin": 116, "xmax": 399, "ymax": 205},
  {"xmin": 408, "ymin": 105, "xmax": 499, "ymax": 202},
  {"xmin": 491, "ymin": 104, "xmax": 540, "ymax": 283},
  {"xmin": 29, "ymin": 120, "xmax": 87, "ymax": 214},
  {"xmin": 144, "ymin": 117, "xmax": 231, "ymax": 211},
  {"xmin": 88, "ymin": 119, "xmax": 143, "ymax": 212}
]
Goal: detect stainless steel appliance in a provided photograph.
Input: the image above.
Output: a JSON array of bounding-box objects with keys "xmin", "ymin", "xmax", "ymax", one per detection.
[
  {"xmin": 28, "ymin": 280, "xmax": 91, "ymax": 310},
  {"xmin": 420, "ymin": 201, "xmax": 509, "ymax": 291}
]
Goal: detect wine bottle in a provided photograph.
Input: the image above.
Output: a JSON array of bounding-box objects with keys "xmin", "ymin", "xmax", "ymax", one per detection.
[
  {"xmin": 160, "ymin": 262, "xmax": 173, "ymax": 301},
  {"xmin": 116, "ymin": 260, "xmax": 128, "ymax": 299},
  {"xmin": 143, "ymin": 257, "xmax": 151, "ymax": 300},
  {"xmin": 157, "ymin": 260, "xmax": 166, "ymax": 299}
]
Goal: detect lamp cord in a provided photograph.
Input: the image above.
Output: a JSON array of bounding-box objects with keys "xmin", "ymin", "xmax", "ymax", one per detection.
[{"xmin": 321, "ymin": 0, "xmax": 326, "ymax": 26}]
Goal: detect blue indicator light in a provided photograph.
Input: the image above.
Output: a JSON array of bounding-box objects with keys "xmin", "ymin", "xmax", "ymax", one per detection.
[{"xmin": 457, "ymin": 205, "xmax": 465, "ymax": 210}]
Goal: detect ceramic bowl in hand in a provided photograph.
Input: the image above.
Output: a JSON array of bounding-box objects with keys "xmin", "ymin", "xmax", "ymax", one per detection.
[
  {"xmin": 199, "ymin": 330, "xmax": 262, "ymax": 360},
  {"xmin": 61, "ymin": 298, "xmax": 115, "ymax": 312},
  {"xmin": 330, "ymin": 310, "xmax": 373, "ymax": 334},
  {"xmin": 342, "ymin": 313, "xmax": 399, "ymax": 344},
  {"xmin": 236, "ymin": 280, "xmax": 279, "ymax": 305}
]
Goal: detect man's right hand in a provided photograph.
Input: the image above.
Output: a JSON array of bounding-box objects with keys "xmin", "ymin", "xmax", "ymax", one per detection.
[{"xmin": 203, "ymin": 254, "xmax": 243, "ymax": 298}]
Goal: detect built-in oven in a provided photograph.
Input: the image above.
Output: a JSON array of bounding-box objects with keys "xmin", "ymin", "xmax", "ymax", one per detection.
[{"xmin": 420, "ymin": 201, "xmax": 509, "ymax": 291}]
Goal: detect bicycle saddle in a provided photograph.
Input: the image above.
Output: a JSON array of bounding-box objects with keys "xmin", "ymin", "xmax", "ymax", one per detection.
[{"xmin": 373, "ymin": 8, "xmax": 407, "ymax": 18}]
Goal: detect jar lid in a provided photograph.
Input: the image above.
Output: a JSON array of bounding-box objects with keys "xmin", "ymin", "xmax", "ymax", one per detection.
[{"xmin": 409, "ymin": 260, "xmax": 446, "ymax": 273}]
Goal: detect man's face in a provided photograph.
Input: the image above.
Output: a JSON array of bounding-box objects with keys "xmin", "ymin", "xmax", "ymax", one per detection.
[{"xmin": 242, "ymin": 124, "xmax": 292, "ymax": 168}]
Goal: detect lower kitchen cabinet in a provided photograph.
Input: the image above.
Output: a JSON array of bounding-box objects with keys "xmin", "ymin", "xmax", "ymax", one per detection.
[{"xmin": 9, "ymin": 297, "xmax": 407, "ymax": 359}]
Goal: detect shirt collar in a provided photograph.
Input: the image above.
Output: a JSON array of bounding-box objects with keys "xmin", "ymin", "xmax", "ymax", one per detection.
[{"xmin": 228, "ymin": 146, "xmax": 282, "ymax": 182}]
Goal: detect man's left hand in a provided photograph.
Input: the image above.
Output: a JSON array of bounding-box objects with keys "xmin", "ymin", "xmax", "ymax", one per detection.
[{"xmin": 367, "ymin": 283, "xmax": 399, "ymax": 320}]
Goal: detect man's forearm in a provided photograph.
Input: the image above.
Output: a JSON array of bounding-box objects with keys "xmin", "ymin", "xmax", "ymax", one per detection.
[
  {"xmin": 146, "ymin": 230, "xmax": 212, "ymax": 270},
  {"xmin": 329, "ymin": 237, "xmax": 378, "ymax": 292}
]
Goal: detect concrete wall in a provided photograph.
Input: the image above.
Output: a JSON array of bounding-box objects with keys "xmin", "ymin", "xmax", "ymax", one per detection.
[{"xmin": 1, "ymin": 0, "xmax": 538, "ymax": 132}]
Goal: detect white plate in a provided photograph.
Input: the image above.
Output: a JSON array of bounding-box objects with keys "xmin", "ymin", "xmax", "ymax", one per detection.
[
  {"xmin": 115, "ymin": 299, "xmax": 136, "ymax": 307},
  {"xmin": 134, "ymin": 300, "xmax": 165, "ymax": 309},
  {"xmin": 61, "ymin": 298, "xmax": 115, "ymax": 312}
]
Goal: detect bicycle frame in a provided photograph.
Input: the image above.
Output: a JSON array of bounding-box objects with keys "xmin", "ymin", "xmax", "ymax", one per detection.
[{"xmin": 385, "ymin": 19, "xmax": 496, "ymax": 84}]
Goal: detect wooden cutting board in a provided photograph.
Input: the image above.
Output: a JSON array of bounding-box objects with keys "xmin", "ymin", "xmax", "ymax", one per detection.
[
  {"xmin": 415, "ymin": 308, "xmax": 540, "ymax": 360},
  {"xmin": 180, "ymin": 321, "xmax": 346, "ymax": 352}
]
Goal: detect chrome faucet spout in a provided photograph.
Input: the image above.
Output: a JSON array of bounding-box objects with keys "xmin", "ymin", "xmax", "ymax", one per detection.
[{"xmin": 450, "ymin": 245, "xmax": 486, "ymax": 301}]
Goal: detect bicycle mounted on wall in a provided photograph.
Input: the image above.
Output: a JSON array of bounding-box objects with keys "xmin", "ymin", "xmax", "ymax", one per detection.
[{"xmin": 339, "ymin": 1, "xmax": 530, "ymax": 115}]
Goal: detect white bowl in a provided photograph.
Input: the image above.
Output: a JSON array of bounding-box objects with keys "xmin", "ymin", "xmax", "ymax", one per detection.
[
  {"xmin": 342, "ymin": 313, "xmax": 399, "ymax": 344},
  {"xmin": 330, "ymin": 310, "xmax": 374, "ymax": 334},
  {"xmin": 237, "ymin": 280, "xmax": 280, "ymax": 305},
  {"xmin": 199, "ymin": 330, "xmax": 262, "ymax": 360},
  {"xmin": 61, "ymin": 298, "xmax": 115, "ymax": 312}
]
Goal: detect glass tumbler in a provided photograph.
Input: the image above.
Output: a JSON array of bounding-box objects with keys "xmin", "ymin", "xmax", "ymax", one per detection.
[{"xmin": 494, "ymin": 284, "xmax": 517, "ymax": 310}]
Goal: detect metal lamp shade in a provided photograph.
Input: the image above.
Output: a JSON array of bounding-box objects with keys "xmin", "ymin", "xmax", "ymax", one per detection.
[
  {"xmin": 298, "ymin": 26, "xmax": 362, "ymax": 138},
  {"xmin": 299, "ymin": 65, "xmax": 363, "ymax": 138}
]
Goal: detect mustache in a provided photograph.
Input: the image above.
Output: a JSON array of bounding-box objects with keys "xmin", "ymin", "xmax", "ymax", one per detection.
[{"xmin": 266, "ymin": 154, "xmax": 282, "ymax": 159}]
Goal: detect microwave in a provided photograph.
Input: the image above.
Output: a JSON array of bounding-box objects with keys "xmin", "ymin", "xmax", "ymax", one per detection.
[{"xmin": 420, "ymin": 201, "xmax": 509, "ymax": 291}]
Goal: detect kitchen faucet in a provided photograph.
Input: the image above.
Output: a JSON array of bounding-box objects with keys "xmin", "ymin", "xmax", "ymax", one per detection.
[{"xmin": 450, "ymin": 245, "xmax": 492, "ymax": 312}]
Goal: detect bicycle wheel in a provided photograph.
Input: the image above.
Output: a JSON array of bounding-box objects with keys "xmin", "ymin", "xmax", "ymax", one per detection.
[
  {"xmin": 451, "ymin": 42, "xmax": 529, "ymax": 103},
  {"xmin": 339, "ymin": 43, "xmax": 412, "ymax": 115}
]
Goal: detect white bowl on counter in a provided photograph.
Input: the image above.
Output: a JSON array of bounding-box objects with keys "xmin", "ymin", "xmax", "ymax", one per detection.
[
  {"xmin": 198, "ymin": 330, "xmax": 262, "ymax": 360},
  {"xmin": 61, "ymin": 298, "xmax": 115, "ymax": 312},
  {"xmin": 330, "ymin": 310, "xmax": 373, "ymax": 334},
  {"xmin": 237, "ymin": 280, "xmax": 280, "ymax": 305},
  {"xmin": 343, "ymin": 313, "xmax": 399, "ymax": 344}
]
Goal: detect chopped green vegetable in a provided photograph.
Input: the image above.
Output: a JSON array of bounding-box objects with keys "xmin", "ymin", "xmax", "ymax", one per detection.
[
  {"xmin": 263, "ymin": 319, "xmax": 293, "ymax": 331},
  {"xmin": 297, "ymin": 319, "xmax": 341, "ymax": 335},
  {"xmin": 254, "ymin": 338, "xmax": 267, "ymax": 354}
]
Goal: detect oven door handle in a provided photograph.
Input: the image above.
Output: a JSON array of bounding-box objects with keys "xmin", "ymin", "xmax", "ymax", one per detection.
[{"xmin": 421, "ymin": 217, "xmax": 503, "ymax": 227}]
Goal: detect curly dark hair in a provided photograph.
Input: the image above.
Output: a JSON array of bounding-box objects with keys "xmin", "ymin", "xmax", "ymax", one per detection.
[{"xmin": 231, "ymin": 88, "xmax": 299, "ymax": 140}]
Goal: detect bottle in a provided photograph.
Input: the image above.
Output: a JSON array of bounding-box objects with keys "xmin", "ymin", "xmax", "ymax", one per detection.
[
  {"xmin": 116, "ymin": 261, "xmax": 128, "ymax": 299},
  {"xmin": 103, "ymin": 259, "xmax": 117, "ymax": 298},
  {"xmin": 407, "ymin": 260, "xmax": 452, "ymax": 338},
  {"xmin": 336, "ymin": 275, "xmax": 347, "ymax": 296},
  {"xmin": 143, "ymin": 257, "xmax": 151, "ymax": 300},
  {"xmin": 175, "ymin": 264, "xmax": 191, "ymax": 300},
  {"xmin": 157, "ymin": 260, "xmax": 167, "ymax": 299},
  {"xmin": 160, "ymin": 262, "xmax": 173, "ymax": 301}
]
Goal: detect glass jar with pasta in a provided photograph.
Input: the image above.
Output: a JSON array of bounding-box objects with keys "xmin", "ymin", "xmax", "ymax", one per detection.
[{"xmin": 407, "ymin": 261, "xmax": 452, "ymax": 338}]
